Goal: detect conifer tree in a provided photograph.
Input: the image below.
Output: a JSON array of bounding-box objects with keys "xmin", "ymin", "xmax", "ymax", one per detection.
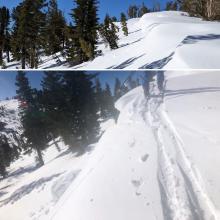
[
  {"xmin": 95, "ymin": 78, "xmax": 105, "ymax": 118},
  {"xmin": 120, "ymin": 13, "xmax": 128, "ymax": 36},
  {"xmin": 11, "ymin": 0, "xmax": 47, "ymax": 69},
  {"xmin": 70, "ymin": 0, "xmax": 99, "ymax": 63},
  {"xmin": 0, "ymin": 135, "xmax": 13, "ymax": 178},
  {"xmin": 114, "ymin": 78, "xmax": 123, "ymax": 101},
  {"xmin": 99, "ymin": 14, "xmax": 119, "ymax": 50},
  {"xmin": 61, "ymin": 72, "xmax": 99, "ymax": 147},
  {"xmin": 166, "ymin": 1, "xmax": 178, "ymax": 11},
  {"xmin": 0, "ymin": 7, "xmax": 10, "ymax": 65},
  {"xmin": 128, "ymin": 5, "xmax": 139, "ymax": 18},
  {"xmin": 41, "ymin": 72, "xmax": 64, "ymax": 151},
  {"xmin": 102, "ymin": 83, "xmax": 115, "ymax": 118},
  {"xmin": 138, "ymin": 3, "xmax": 150, "ymax": 17},
  {"xmin": 16, "ymin": 71, "xmax": 47, "ymax": 166},
  {"xmin": 45, "ymin": 0, "xmax": 66, "ymax": 55}
]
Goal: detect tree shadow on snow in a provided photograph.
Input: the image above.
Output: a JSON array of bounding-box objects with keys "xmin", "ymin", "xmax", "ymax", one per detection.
[
  {"xmin": 111, "ymin": 54, "xmax": 145, "ymax": 69},
  {"xmin": 139, "ymin": 52, "xmax": 174, "ymax": 69},
  {"xmin": 119, "ymin": 38, "xmax": 143, "ymax": 48},
  {"xmin": 8, "ymin": 164, "xmax": 40, "ymax": 179},
  {"xmin": 0, "ymin": 172, "xmax": 63, "ymax": 206},
  {"xmin": 179, "ymin": 34, "xmax": 220, "ymax": 46},
  {"xmin": 165, "ymin": 87, "xmax": 220, "ymax": 99}
]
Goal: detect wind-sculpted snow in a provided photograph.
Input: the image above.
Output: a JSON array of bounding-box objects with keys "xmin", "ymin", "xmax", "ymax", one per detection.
[
  {"xmin": 48, "ymin": 72, "xmax": 220, "ymax": 220},
  {"xmin": 3, "ymin": 11, "xmax": 220, "ymax": 69}
]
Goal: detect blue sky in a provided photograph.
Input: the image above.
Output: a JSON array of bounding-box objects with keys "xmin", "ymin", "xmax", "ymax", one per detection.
[
  {"xmin": 0, "ymin": 0, "xmax": 168, "ymax": 22},
  {"xmin": 0, "ymin": 71, "xmax": 144, "ymax": 100}
]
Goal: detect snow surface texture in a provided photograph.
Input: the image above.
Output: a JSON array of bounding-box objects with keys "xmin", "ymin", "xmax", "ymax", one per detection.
[
  {"xmin": 2, "ymin": 11, "xmax": 220, "ymax": 70},
  {"xmin": 0, "ymin": 99, "xmax": 22, "ymax": 148},
  {"xmin": 1, "ymin": 72, "xmax": 220, "ymax": 220},
  {"xmin": 47, "ymin": 72, "xmax": 220, "ymax": 220}
]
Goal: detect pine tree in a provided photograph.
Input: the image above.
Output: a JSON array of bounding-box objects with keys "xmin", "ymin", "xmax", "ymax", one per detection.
[
  {"xmin": 128, "ymin": 5, "xmax": 139, "ymax": 18},
  {"xmin": 0, "ymin": 135, "xmax": 13, "ymax": 178},
  {"xmin": 61, "ymin": 72, "xmax": 99, "ymax": 147},
  {"xmin": 114, "ymin": 78, "xmax": 123, "ymax": 101},
  {"xmin": 45, "ymin": 0, "xmax": 66, "ymax": 55},
  {"xmin": 138, "ymin": 2, "xmax": 150, "ymax": 17},
  {"xmin": 16, "ymin": 71, "xmax": 47, "ymax": 166},
  {"xmin": 102, "ymin": 83, "xmax": 115, "ymax": 118},
  {"xmin": 41, "ymin": 71, "xmax": 64, "ymax": 151},
  {"xmin": 0, "ymin": 7, "xmax": 10, "ymax": 65},
  {"xmin": 70, "ymin": 0, "xmax": 99, "ymax": 63},
  {"xmin": 120, "ymin": 13, "xmax": 128, "ymax": 36},
  {"xmin": 112, "ymin": 16, "xmax": 117, "ymax": 22},
  {"xmin": 95, "ymin": 78, "xmax": 105, "ymax": 118},
  {"xmin": 166, "ymin": 1, "xmax": 178, "ymax": 11},
  {"xmin": 11, "ymin": 0, "xmax": 47, "ymax": 69},
  {"xmin": 99, "ymin": 14, "xmax": 119, "ymax": 50}
]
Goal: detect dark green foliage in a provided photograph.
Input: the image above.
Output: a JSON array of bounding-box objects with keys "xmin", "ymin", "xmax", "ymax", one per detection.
[
  {"xmin": 0, "ymin": 7, "xmax": 10, "ymax": 64},
  {"xmin": 111, "ymin": 16, "xmax": 117, "ymax": 22},
  {"xmin": 0, "ymin": 135, "xmax": 14, "ymax": 178},
  {"xmin": 114, "ymin": 78, "xmax": 123, "ymax": 101},
  {"xmin": 138, "ymin": 2, "xmax": 150, "ymax": 17},
  {"xmin": 166, "ymin": 1, "xmax": 178, "ymax": 11},
  {"xmin": 177, "ymin": 0, "xmax": 207, "ymax": 18},
  {"xmin": 102, "ymin": 83, "xmax": 115, "ymax": 118},
  {"xmin": 70, "ymin": 0, "xmax": 99, "ymax": 63},
  {"xmin": 45, "ymin": 0, "xmax": 66, "ymax": 55},
  {"xmin": 95, "ymin": 78, "xmax": 105, "ymax": 118},
  {"xmin": 128, "ymin": 5, "xmax": 139, "ymax": 18},
  {"xmin": 16, "ymin": 72, "xmax": 47, "ymax": 166},
  {"xmin": 60, "ymin": 72, "xmax": 99, "ymax": 146},
  {"xmin": 120, "ymin": 13, "xmax": 128, "ymax": 36},
  {"xmin": 11, "ymin": 0, "xmax": 47, "ymax": 69},
  {"xmin": 99, "ymin": 14, "xmax": 119, "ymax": 50}
]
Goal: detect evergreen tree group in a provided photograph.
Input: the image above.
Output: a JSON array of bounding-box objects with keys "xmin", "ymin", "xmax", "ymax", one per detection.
[
  {"xmin": 120, "ymin": 13, "xmax": 128, "ymax": 36},
  {"xmin": 127, "ymin": 3, "xmax": 150, "ymax": 19},
  {"xmin": 0, "ymin": 7, "xmax": 10, "ymax": 65},
  {"xmin": 15, "ymin": 71, "xmax": 128, "ymax": 168},
  {"xmin": 99, "ymin": 14, "xmax": 119, "ymax": 50}
]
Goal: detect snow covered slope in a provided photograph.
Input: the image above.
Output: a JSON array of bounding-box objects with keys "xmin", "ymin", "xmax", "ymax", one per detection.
[
  {"xmin": 0, "ymin": 99, "xmax": 22, "ymax": 147},
  {"xmin": 3, "ymin": 11, "xmax": 220, "ymax": 70},
  {"xmin": 48, "ymin": 72, "xmax": 220, "ymax": 220}
]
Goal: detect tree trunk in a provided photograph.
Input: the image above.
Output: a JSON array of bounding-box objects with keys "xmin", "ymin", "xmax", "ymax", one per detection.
[
  {"xmin": 21, "ymin": 47, "xmax": 26, "ymax": 69},
  {"xmin": 36, "ymin": 147, "xmax": 44, "ymax": 166},
  {"xmin": 50, "ymin": 133, "xmax": 61, "ymax": 152},
  {"xmin": 6, "ymin": 50, "xmax": 10, "ymax": 63}
]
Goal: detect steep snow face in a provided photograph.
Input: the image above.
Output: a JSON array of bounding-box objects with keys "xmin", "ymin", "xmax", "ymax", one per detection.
[
  {"xmin": 0, "ymin": 99, "xmax": 22, "ymax": 147},
  {"xmin": 3, "ymin": 11, "xmax": 220, "ymax": 70},
  {"xmin": 49, "ymin": 72, "xmax": 220, "ymax": 220}
]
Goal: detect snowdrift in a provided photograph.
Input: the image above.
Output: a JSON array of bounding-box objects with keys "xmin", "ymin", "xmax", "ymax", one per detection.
[
  {"xmin": 3, "ymin": 11, "xmax": 220, "ymax": 70},
  {"xmin": 47, "ymin": 72, "xmax": 220, "ymax": 220}
]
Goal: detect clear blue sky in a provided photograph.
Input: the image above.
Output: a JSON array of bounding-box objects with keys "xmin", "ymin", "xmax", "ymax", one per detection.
[
  {"xmin": 0, "ymin": 0, "xmax": 168, "ymax": 22},
  {"xmin": 0, "ymin": 71, "xmax": 144, "ymax": 100}
]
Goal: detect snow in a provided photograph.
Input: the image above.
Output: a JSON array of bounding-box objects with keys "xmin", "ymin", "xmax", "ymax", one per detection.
[
  {"xmin": 47, "ymin": 72, "xmax": 220, "ymax": 220},
  {"xmin": 1, "ymin": 72, "xmax": 220, "ymax": 219},
  {"xmin": 2, "ymin": 11, "xmax": 220, "ymax": 70}
]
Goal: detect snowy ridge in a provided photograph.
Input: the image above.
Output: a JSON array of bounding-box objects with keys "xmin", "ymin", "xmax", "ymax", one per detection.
[
  {"xmin": 49, "ymin": 73, "xmax": 220, "ymax": 220},
  {"xmin": 3, "ymin": 11, "xmax": 220, "ymax": 70}
]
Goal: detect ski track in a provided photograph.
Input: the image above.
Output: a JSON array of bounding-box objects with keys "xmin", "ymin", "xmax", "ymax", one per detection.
[{"xmin": 144, "ymin": 84, "xmax": 219, "ymax": 220}]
